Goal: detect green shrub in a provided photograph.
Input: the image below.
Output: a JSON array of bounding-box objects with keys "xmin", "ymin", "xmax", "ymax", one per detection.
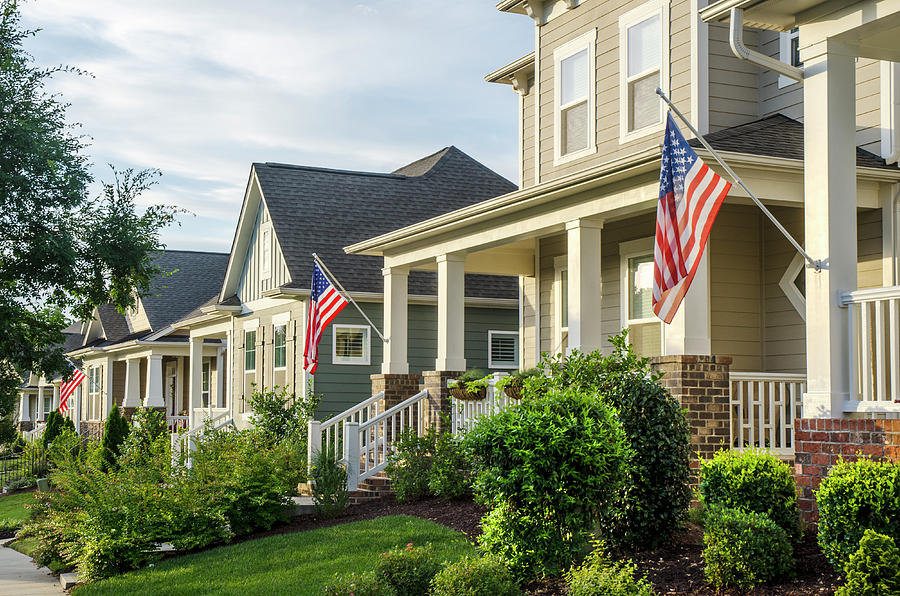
[
  {"xmin": 526, "ymin": 332, "xmax": 691, "ymax": 550},
  {"xmin": 323, "ymin": 571, "xmax": 397, "ymax": 596},
  {"xmin": 817, "ymin": 458, "xmax": 900, "ymax": 572},
  {"xmin": 247, "ymin": 384, "xmax": 320, "ymax": 443},
  {"xmin": 429, "ymin": 431, "xmax": 470, "ymax": 500},
  {"xmin": 120, "ymin": 407, "xmax": 167, "ymax": 466},
  {"xmin": 41, "ymin": 410, "xmax": 62, "ymax": 449},
  {"xmin": 0, "ymin": 518, "xmax": 21, "ymax": 538},
  {"xmin": 431, "ymin": 555, "xmax": 520, "ymax": 596},
  {"xmin": 566, "ymin": 546, "xmax": 656, "ymax": 596},
  {"xmin": 837, "ymin": 529, "xmax": 900, "ymax": 596},
  {"xmin": 466, "ymin": 387, "xmax": 628, "ymax": 579},
  {"xmin": 311, "ymin": 445, "xmax": 349, "ymax": 518},
  {"xmin": 373, "ymin": 542, "xmax": 441, "ymax": 596},
  {"xmin": 699, "ymin": 448, "xmax": 800, "ymax": 542},
  {"xmin": 0, "ymin": 415, "xmax": 18, "ymax": 448},
  {"xmin": 94, "ymin": 405, "xmax": 129, "ymax": 471},
  {"xmin": 702, "ymin": 506, "xmax": 793, "ymax": 591},
  {"xmin": 386, "ymin": 428, "xmax": 436, "ymax": 503}
]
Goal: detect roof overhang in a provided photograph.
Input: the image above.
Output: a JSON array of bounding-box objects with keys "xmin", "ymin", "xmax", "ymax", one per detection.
[
  {"xmin": 700, "ymin": 0, "xmax": 836, "ymax": 30},
  {"xmin": 485, "ymin": 52, "xmax": 535, "ymax": 94}
]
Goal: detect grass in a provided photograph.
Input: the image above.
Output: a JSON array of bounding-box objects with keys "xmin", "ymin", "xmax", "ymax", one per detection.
[
  {"xmin": 0, "ymin": 490, "xmax": 36, "ymax": 523},
  {"xmin": 74, "ymin": 515, "xmax": 476, "ymax": 596},
  {"xmin": 10, "ymin": 537, "xmax": 70, "ymax": 574}
]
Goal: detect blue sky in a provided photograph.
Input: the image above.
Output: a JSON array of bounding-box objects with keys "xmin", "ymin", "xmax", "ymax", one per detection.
[{"xmin": 20, "ymin": 1, "xmax": 532, "ymax": 252}]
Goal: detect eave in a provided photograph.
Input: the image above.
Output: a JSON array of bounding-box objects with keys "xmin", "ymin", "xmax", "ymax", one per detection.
[{"xmin": 485, "ymin": 52, "xmax": 535, "ymax": 87}]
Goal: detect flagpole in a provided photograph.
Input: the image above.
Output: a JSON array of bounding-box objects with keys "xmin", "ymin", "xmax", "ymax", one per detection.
[
  {"xmin": 311, "ymin": 253, "xmax": 389, "ymax": 343},
  {"xmin": 655, "ymin": 88, "xmax": 821, "ymax": 272}
]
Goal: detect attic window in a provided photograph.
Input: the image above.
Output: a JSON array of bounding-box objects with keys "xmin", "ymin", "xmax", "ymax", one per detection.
[{"xmin": 261, "ymin": 227, "xmax": 272, "ymax": 279}]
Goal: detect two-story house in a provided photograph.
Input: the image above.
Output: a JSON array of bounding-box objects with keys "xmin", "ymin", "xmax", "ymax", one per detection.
[{"xmin": 345, "ymin": 0, "xmax": 900, "ymax": 459}]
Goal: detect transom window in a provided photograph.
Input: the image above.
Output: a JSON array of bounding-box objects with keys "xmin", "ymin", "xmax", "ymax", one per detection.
[
  {"xmin": 244, "ymin": 330, "xmax": 256, "ymax": 372},
  {"xmin": 488, "ymin": 331, "xmax": 519, "ymax": 369},
  {"xmin": 333, "ymin": 325, "xmax": 370, "ymax": 365},
  {"xmin": 619, "ymin": 1, "xmax": 667, "ymax": 141},
  {"xmin": 554, "ymin": 29, "xmax": 596, "ymax": 164},
  {"xmin": 274, "ymin": 324, "xmax": 287, "ymax": 370},
  {"xmin": 620, "ymin": 238, "xmax": 662, "ymax": 358}
]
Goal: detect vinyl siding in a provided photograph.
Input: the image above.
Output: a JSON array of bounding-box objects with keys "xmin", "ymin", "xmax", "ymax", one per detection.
[
  {"xmin": 523, "ymin": 82, "xmax": 536, "ymax": 189},
  {"xmin": 708, "ymin": 22, "xmax": 760, "ymax": 132},
  {"xmin": 857, "ymin": 59, "xmax": 882, "ymax": 156},
  {"xmin": 522, "ymin": 272, "xmax": 539, "ymax": 367},
  {"xmin": 859, "ymin": 208, "xmax": 884, "ymax": 290},
  {"xmin": 757, "ymin": 30, "xmax": 803, "ymax": 121},
  {"xmin": 237, "ymin": 203, "xmax": 291, "ymax": 304}
]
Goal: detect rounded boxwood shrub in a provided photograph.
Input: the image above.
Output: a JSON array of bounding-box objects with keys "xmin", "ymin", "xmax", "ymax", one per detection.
[
  {"xmin": 566, "ymin": 547, "xmax": 656, "ymax": 596},
  {"xmin": 837, "ymin": 529, "xmax": 900, "ymax": 596},
  {"xmin": 817, "ymin": 458, "xmax": 900, "ymax": 571},
  {"xmin": 699, "ymin": 448, "xmax": 801, "ymax": 541},
  {"xmin": 324, "ymin": 571, "xmax": 397, "ymax": 596},
  {"xmin": 373, "ymin": 542, "xmax": 441, "ymax": 596},
  {"xmin": 430, "ymin": 556, "xmax": 519, "ymax": 596},
  {"xmin": 702, "ymin": 506, "xmax": 793, "ymax": 591}
]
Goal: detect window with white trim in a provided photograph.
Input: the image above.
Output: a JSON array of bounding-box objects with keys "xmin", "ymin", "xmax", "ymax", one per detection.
[
  {"xmin": 554, "ymin": 256, "xmax": 569, "ymax": 355},
  {"xmin": 201, "ymin": 361, "xmax": 210, "ymax": 408},
  {"xmin": 274, "ymin": 324, "xmax": 286, "ymax": 370},
  {"xmin": 488, "ymin": 330, "xmax": 519, "ymax": 369},
  {"xmin": 554, "ymin": 29, "xmax": 596, "ymax": 164},
  {"xmin": 261, "ymin": 227, "xmax": 272, "ymax": 279},
  {"xmin": 333, "ymin": 325, "xmax": 370, "ymax": 365},
  {"xmin": 88, "ymin": 367, "xmax": 101, "ymax": 421},
  {"xmin": 620, "ymin": 238, "xmax": 662, "ymax": 357},
  {"xmin": 244, "ymin": 330, "xmax": 256, "ymax": 372},
  {"xmin": 43, "ymin": 392, "xmax": 52, "ymax": 418},
  {"xmin": 778, "ymin": 28, "xmax": 802, "ymax": 88},
  {"xmin": 619, "ymin": 1, "xmax": 668, "ymax": 142}
]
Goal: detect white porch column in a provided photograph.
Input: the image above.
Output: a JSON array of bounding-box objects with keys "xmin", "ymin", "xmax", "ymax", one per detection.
[
  {"xmin": 104, "ymin": 358, "xmax": 114, "ymax": 415},
  {"xmin": 37, "ymin": 386, "xmax": 45, "ymax": 421},
  {"xmin": 803, "ymin": 46, "xmax": 857, "ymax": 418},
  {"xmin": 382, "ymin": 266, "xmax": 409, "ymax": 374},
  {"xmin": 664, "ymin": 251, "xmax": 712, "ymax": 355},
  {"xmin": 436, "ymin": 253, "xmax": 466, "ymax": 371},
  {"xmin": 216, "ymin": 347, "xmax": 225, "ymax": 409},
  {"xmin": 145, "ymin": 355, "xmax": 165, "ymax": 408},
  {"xmin": 189, "ymin": 337, "xmax": 203, "ymax": 426},
  {"xmin": 74, "ymin": 385, "xmax": 81, "ymax": 433},
  {"xmin": 566, "ymin": 219, "xmax": 604, "ymax": 353},
  {"xmin": 19, "ymin": 393, "xmax": 30, "ymax": 422},
  {"xmin": 122, "ymin": 358, "xmax": 142, "ymax": 409},
  {"xmin": 52, "ymin": 384, "xmax": 60, "ymax": 412}
]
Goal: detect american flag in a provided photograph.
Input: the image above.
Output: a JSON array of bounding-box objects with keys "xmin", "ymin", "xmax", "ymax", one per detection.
[
  {"xmin": 653, "ymin": 114, "xmax": 731, "ymax": 323},
  {"xmin": 58, "ymin": 361, "xmax": 86, "ymax": 415},
  {"xmin": 303, "ymin": 262, "xmax": 348, "ymax": 374}
]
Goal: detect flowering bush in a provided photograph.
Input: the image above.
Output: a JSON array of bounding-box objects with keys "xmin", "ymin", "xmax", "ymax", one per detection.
[{"xmin": 373, "ymin": 542, "xmax": 442, "ymax": 596}]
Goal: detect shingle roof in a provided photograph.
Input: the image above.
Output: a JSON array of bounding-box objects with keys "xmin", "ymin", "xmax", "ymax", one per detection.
[
  {"xmin": 140, "ymin": 250, "xmax": 229, "ymax": 331},
  {"xmin": 688, "ymin": 114, "xmax": 896, "ymax": 169},
  {"xmin": 253, "ymin": 146, "xmax": 519, "ymax": 298}
]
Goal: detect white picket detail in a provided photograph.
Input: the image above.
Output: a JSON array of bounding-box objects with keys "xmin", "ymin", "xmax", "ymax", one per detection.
[
  {"xmin": 450, "ymin": 372, "xmax": 521, "ymax": 435},
  {"xmin": 308, "ymin": 391, "xmax": 384, "ymax": 471},
  {"xmin": 729, "ymin": 372, "xmax": 806, "ymax": 456},
  {"xmin": 842, "ymin": 286, "xmax": 900, "ymax": 404}
]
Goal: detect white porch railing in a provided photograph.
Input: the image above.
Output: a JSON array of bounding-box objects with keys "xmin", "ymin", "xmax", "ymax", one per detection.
[
  {"xmin": 842, "ymin": 286, "xmax": 900, "ymax": 407},
  {"xmin": 450, "ymin": 372, "xmax": 521, "ymax": 435},
  {"xmin": 171, "ymin": 411, "xmax": 235, "ymax": 466},
  {"xmin": 167, "ymin": 415, "xmax": 190, "ymax": 433},
  {"xmin": 307, "ymin": 391, "xmax": 384, "ymax": 472},
  {"xmin": 730, "ymin": 372, "xmax": 806, "ymax": 456}
]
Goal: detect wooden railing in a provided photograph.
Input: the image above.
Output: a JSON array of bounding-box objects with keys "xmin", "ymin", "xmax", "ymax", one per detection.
[
  {"xmin": 729, "ymin": 372, "xmax": 806, "ymax": 456},
  {"xmin": 307, "ymin": 391, "xmax": 384, "ymax": 474},
  {"xmin": 450, "ymin": 372, "xmax": 521, "ymax": 435},
  {"xmin": 841, "ymin": 286, "xmax": 900, "ymax": 406}
]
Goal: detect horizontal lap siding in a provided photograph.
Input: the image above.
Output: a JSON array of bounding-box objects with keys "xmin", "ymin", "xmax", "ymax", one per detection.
[
  {"xmin": 758, "ymin": 30, "xmax": 802, "ymax": 121},
  {"xmin": 523, "ymin": 87, "xmax": 536, "ymax": 189},
  {"xmin": 857, "ymin": 58, "xmax": 882, "ymax": 156},
  {"xmin": 763, "ymin": 207, "xmax": 805, "ymax": 373},
  {"xmin": 708, "ymin": 23, "xmax": 759, "ymax": 132},
  {"xmin": 539, "ymin": 234, "xmax": 566, "ymax": 354},
  {"xmin": 523, "ymin": 273, "xmax": 538, "ymax": 367},
  {"xmin": 858, "ymin": 208, "xmax": 884, "ymax": 290}
]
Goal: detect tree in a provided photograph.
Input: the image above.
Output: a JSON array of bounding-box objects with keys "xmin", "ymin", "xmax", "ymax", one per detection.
[
  {"xmin": 0, "ymin": 1, "xmax": 178, "ymax": 396},
  {"xmin": 95, "ymin": 405, "xmax": 129, "ymax": 471}
]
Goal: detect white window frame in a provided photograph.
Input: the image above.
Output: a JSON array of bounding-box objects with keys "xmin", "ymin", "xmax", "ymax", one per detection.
[
  {"xmin": 88, "ymin": 367, "xmax": 101, "ymax": 421},
  {"xmin": 553, "ymin": 256, "xmax": 569, "ymax": 355},
  {"xmin": 201, "ymin": 361, "xmax": 210, "ymax": 407},
  {"xmin": 779, "ymin": 252, "xmax": 806, "ymax": 320},
  {"xmin": 553, "ymin": 29, "xmax": 597, "ymax": 166},
  {"xmin": 618, "ymin": 0, "xmax": 669, "ymax": 144},
  {"xmin": 778, "ymin": 28, "xmax": 801, "ymax": 89},
  {"xmin": 261, "ymin": 225, "xmax": 272, "ymax": 280},
  {"xmin": 488, "ymin": 330, "xmax": 520, "ymax": 369},
  {"xmin": 244, "ymin": 329, "xmax": 257, "ymax": 373},
  {"xmin": 273, "ymin": 323, "xmax": 287, "ymax": 371},
  {"xmin": 619, "ymin": 237, "xmax": 662, "ymax": 335},
  {"xmin": 332, "ymin": 324, "xmax": 371, "ymax": 366}
]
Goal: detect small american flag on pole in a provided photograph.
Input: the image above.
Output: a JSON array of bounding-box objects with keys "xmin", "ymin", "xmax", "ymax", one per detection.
[
  {"xmin": 58, "ymin": 361, "xmax": 85, "ymax": 415},
  {"xmin": 653, "ymin": 114, "xmax": 731, "ymax": 323},
  {"xmin": 304, "ymin": 262, "xmax": 349, "ymax": 374}
]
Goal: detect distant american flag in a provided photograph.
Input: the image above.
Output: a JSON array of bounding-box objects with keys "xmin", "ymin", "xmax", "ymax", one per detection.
[
  {"xmin": 304, "ymin": 262, "xmax": 348, "ymax": 374},
  {"xmin": 59, "ymin": 361, "xmax": 85, "ymax": 415},
  {"xmin": 653, "ymin": 114, "xmax": 731, "ymax": 323}
]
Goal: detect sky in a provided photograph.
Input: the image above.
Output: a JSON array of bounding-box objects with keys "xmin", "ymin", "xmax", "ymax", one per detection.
[{"xmin": 20, "ymin": 1, "xmax": 532, "ymax": 252}]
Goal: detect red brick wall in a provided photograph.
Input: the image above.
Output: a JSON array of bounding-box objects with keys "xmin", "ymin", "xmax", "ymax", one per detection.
[{"xmin": 794, "ymin": 418, "xmax": 900, "ymax": 526}]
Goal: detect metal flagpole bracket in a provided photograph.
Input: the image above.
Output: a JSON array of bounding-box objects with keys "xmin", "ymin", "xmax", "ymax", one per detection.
[
  {"xmin": 655, "ymin": 88, "xmax": 824, "ymax": 273},
  {"xmin": 311, "ymin": 253, "xmax": 389, "ymax": 343}
]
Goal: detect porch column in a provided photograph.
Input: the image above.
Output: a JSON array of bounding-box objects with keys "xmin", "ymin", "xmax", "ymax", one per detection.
[
  {"xmin": 122, "ymin": 358, "xmax": 142, "ymax": 410},
  {"xmin": 37, "ymin": 386, "xmax": 45, "ymax": 421},
  {"xmin": 104, "ymin": 358, "xmax": 114, "ymax": 416},
  {"xmin": 52, "ymin": 384, "xmax": 60, "ymax": 412},
  {"xmin": 664, "ymin": 251, "xmax": 712, "ymax": 355},
  {"xmin": 436, "ymin": 253, "xmax": 466, "ymax": 371},
  {"xmin": 145, "ymin": 355, "xmax": 165, "ymax": 408},
  {"xmin": 189, "ymin": 337, "xmax": 203, "ymax": 426},
  {"xmin": 19, "ymin": 393, "xmax": 29, "ymax": 422},
  {"xmin": 382, "ymin": 266, "xmax": 409, "ymax": 374},
  {"xmin": 566, "ymin": 219, "xmax": 604, "ymax": 353},
  {"xmin": 216, "ymin": 347, "xmax": 225, "ymax": 409},
  {"xmin": 802, "ymin": 45, "xmax": 857, "ymax": 418}
]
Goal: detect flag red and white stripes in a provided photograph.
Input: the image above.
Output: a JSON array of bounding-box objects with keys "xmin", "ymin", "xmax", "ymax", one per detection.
[
  {"xmin": 303, "ymin": 262, "xmax": 349, "ymax": 374},
  {"xmin": 59, "ymin": 364, "xmax": 85, "ymax": 415},
  {"xmin": 653, "ymin": 114, "xmax": 731, "ymax": 323}
]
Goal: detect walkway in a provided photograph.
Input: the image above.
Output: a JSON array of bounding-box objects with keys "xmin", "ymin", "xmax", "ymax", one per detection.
[{"xmin": 0, "ymin": 542, "xmax": 64, "ymax": 595}]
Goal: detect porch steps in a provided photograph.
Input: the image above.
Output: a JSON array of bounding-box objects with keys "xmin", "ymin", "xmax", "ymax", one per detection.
[{"xmin": 349, "ymin": 474, "xmax": 393, "ymax": 505}]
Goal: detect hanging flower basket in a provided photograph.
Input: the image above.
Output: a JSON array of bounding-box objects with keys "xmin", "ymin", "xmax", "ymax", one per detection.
[
  {"xmin": 450, "ymin": 385, "xmax": 487, "ymax": 401},
  {"xmin": 500, "ymin": 378, "xmax": 524, "ymax": 400}
]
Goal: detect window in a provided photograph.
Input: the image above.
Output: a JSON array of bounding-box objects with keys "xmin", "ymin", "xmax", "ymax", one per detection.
[
  {"xmin": 201, "ymin": 361, "xmax": 210, "ymax": 408},
  {"xmin": 619, "ymin": 1, "xmax": 668, "ymax": 142},
  {"xmin": 333, "ymin": 325, "xmax": 370, "ymax": 365},
  {"xmin": 244, "ymin": 330, "xmax": 256, "ymax": 372},
  {"xmin": 554, "ymin": 29, "xmax": 597, "ymax": 164},
  {"xmin": 88, "ymin": 367, "xmax": 101, "ymax": 421},
  {"xmin": 620, "ymin": 238, "xmax": 662, "ymax": 358},
  {"xmin": 554, "ymin": 256, "xmax": 569, "ymax": 354},
  {"xmin": 274, "ymin": 324, "xmax": 286, "ymax": 369},
  {"xmin": 261, "ymin": 227, "xmax": 272, "ymax": 279},
  {"xmin": 43, "ymin": 393, "xmax": 52, "ymax": 418},
  {"xmin": 778, "ymin": 28, "xmax": 802, "ymax": 88},
  {"xmin": 779, "ymin": 252, "xmax": 806, "ymax": 320},
  {"xmin": 488, "ymin": 331, "xmax": 519, "ymax": 369}
]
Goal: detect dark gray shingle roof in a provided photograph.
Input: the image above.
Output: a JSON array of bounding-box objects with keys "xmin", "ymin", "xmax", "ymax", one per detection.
[
  {"xmin": 688, "ymin": 114, "xmax": 896, "ymax": 169},
  {"xmin": 254, "ymin": 146, "xmax": 519, "ymax": 299},
  {"xmin": 141, "ymin": 250, "xmax": 229, "ymax": 331}
]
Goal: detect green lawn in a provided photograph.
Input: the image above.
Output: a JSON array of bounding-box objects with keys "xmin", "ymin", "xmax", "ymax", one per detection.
[
  {"xmin": 74, "ymin": 515, "xmax": 476, "ymax": 596},
  {"xmin": 0, "ymin": 491, "xmax": 35, "ymax": 523},
  {"xmin": 10, "ymin": 537, "xmax": 70, "ymax": 574}
]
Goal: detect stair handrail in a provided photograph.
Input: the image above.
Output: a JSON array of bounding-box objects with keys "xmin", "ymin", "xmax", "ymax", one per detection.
[
  {"xmin": 308, "ymin": 391, "xmax": 384, "ymax": 473},
  {"xmin": 321, "ymin": 391, "xmax": 385, "ymax": 429},
  {"xmin": 358, "ymin": 390, "xmax": 427, "ymax": 432}
]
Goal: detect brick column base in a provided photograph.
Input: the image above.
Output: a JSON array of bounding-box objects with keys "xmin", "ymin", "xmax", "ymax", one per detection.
[
  {"xmin": 17, "ymin": 421, "xmax": 33, "ymax": 432},
  {"xmin": 80, "ymin": 421, "xmax": 104, "ymax": 441},
  {"xmin": 650, "ymin": 355, "xmax": 732, "ymax": 479},
  {"xmin": 422, "ymin": 371, "xmax": 462, "ymax": 433},
  {"xmin": 370, "ymin": 374, "xmax": 422, "ymax": 411}
]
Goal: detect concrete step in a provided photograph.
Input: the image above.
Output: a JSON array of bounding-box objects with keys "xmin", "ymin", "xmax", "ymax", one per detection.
[
  {"xmin": 291, "ymin": 496, "xmax": 316, "ymax": 516},
  {"xmin": 60, "ymin": 572, "xmax": 80, "ymax": 590}
]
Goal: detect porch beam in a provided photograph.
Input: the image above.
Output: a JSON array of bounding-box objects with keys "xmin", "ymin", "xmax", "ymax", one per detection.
[
  {"xmin": 382, "ymin": 266, "xmax": 409, "ymax": 375},
  {"xmin": 436, "ymin": 253, "xmax": 466, "ymax": 371},
  {"xmin": 566, "ymin": 219, "xmax": 604, "ymax": 354}
]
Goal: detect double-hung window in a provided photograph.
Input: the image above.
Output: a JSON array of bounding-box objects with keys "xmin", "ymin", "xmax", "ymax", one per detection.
[
  {"xmin": 488, "ymin": 331, "xmax": 519, "ymax": 369},
  {"xmin": 620, "ymin": 238, "xmax": 662, "ymax": 357},
  {"xmin": 554, "ymin": 30, "xmax": 596, "ymax": 164},
  {"xmin": 88, "ymin": 367, "xmax": 101, "ymax": 421},
  {"xmin": 244, "ymin": 330, "xmax": 256, "ymax": 372},
  {"xmin": 333, "ymin": 325, "xmax": 370, "ymax": 365},
  {"xmin": 619, "ymin": 1, "xmax": 668, "ymax": 142},
  {"xmin": 273, "ymin": 324, "xmax": 286, "ymax": 370}
]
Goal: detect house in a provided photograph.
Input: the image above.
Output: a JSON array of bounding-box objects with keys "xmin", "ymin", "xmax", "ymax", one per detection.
[
  {"xmin": 16, "ymin": 326, "xmax": 83, "ymax": 432},
  {"xmin": 172, "ymin": 147, "xmax": 520, "ymax": 430},
  {"xmin": 15, "ymin": 250, "xmax": 230, "ymax": 438},
  {"xmin": 343, "ymin": 0, "xmax": 900, "ymax": 475}
]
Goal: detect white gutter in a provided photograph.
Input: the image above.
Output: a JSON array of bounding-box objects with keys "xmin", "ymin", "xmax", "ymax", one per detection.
[{"xmin": 730, "ymin": 8, "xmax": 803, "ymax": 82}]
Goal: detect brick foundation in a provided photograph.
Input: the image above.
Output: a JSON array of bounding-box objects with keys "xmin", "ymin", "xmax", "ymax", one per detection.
[
  {"xmin": 80, "ymin": 421, "xmax": 103, "ymax": 441},
  {"xmin": 16, "ymin": 421, "xmax": 33, "ymax": 432},
  {"xmin": 422, "ymin": 370, "xmax": 462, "ymax": 433},
  {"xmin": 794, "ymin": 418, "xmax": 900, "ymax": 527},
  {"xmin": 650, "ymin": 355, "xmax": 732, "ymax": 478}
]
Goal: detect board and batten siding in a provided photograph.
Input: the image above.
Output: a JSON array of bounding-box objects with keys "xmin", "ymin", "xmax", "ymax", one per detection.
[{"xmin": 237, "ymin": 202, "xmax": 291, "ymax": 304}]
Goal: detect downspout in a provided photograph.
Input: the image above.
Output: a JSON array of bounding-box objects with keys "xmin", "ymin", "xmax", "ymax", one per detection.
[{"xmin": 729, "ymin": 8, "xmax": 803, "ymax": 83}]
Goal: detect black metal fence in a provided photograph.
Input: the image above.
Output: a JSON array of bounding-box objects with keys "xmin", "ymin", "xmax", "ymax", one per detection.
[{"xmin": 0, "ymin": 450, "xmax": 49, "ymax": 489}]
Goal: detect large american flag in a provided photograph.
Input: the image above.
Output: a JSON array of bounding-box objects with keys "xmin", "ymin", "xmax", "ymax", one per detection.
[
  {"xmin": 58, "ymin": 361, "xmax": 85, "ymax": 415},
  {"xmin": 653, "ymin": 114, "xmax": 731, "ymax": 323},
  {"xmin": 303, "ymin": 262, "xmax": 348, "ymax": 374}
]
